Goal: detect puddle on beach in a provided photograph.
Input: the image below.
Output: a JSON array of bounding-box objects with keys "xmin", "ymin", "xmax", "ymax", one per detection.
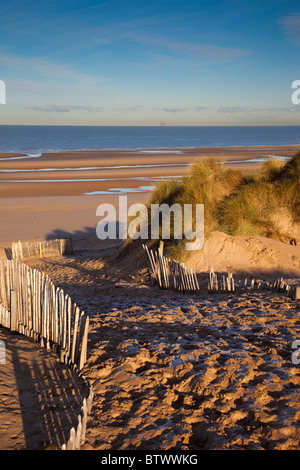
[
  {"xmin": 0, "ymin": 175, "xmax": 182, "ymax": 196},
  {"xmin": 228, "ymin": 155, "xmax": 289, "ymax": 163},
  {"xmin": 139, "ymin": 150, "xmax": 184, "ymax": 154},
  {"xmin": 84, "ymin": 185, "xmax": 157, "ymax": 195},
  {"xmin": 0, "ymin": 153, "xmax": 42, "ymax": 161}
]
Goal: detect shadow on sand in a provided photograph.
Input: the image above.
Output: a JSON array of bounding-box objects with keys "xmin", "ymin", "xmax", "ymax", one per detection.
[{"xmin": 1, "ymin": 329, "xmax": 88, "ymax": 450}]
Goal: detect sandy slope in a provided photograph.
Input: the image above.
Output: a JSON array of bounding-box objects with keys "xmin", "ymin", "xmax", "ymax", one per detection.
[{"xmin": 186, "ymin": 231, "xmax": 300, "ymax": 278}]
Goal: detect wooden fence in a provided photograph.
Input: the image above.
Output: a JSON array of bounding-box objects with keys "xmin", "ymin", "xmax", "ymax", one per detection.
[
  {"xmin": 12, "ymin": 238, "xmax": 73, "ymax": 260},
  {"xmin": 143, "ymin": 244, "xmax": 300, "ymax": 300},
  {"xmin": 143, "ymin": 244, "xmax": 200, "ymax": 293},
  {"xmin": 0, "ymin": 259, "xmax": 89, "ymax": 370},
  {"xmin": 61, "ymin": 377, "xmax": 94, "ymax": 450},
  {"xmin": 0, "ymin": 258, "xmax": 93, "ymax": 449},
  {"xmin": 208, "ymin": 267, "xmax": 300, "ymax": 299}
]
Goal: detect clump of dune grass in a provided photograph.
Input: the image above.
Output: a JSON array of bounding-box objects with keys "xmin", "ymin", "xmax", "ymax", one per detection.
[
  {"xmin": 139, "ymin": 159, "xmax": 243, "ymax": 259},
  {"xmin": 178, "ymin": 159, "xmax": 243, "ymax": 235},
  {"xmin": 219, "ymin": 153, "xmax": 300, "ymax": 237},
  {"xmin": 122, "ymin": 152, "xmax": 300, "ymax": 260}
]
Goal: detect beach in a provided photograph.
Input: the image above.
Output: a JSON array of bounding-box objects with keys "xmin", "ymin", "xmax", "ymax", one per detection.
[
  {"xmin": 0, "ymin": 144, "xmax": 299, "ymax": 450},
  {"xmin": 0, "ymin": 145, "xmax": 298, "ymax": 244}
]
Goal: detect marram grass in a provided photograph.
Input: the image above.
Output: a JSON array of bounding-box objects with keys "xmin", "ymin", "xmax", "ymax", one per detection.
[{"xmin": 123, "ymin": 152, "xmax": 300, "ymax": 260}]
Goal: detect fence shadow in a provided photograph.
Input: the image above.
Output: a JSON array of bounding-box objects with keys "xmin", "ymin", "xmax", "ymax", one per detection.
[{"xmin": 4, "ymin": 330, "xmax": 88, "ymax": 449}]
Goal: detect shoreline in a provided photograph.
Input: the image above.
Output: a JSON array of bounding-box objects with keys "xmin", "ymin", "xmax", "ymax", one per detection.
[
  {"xmin": 0, "ymin": 144, "xmax": 298, "ymax": 243},
  {"xmin": 0, "ymin": 142, "xmax": 298, "ymax": 152},
  {"xmin": 0, "ymin": 145, "xmax": 298, "ymax": 196}
]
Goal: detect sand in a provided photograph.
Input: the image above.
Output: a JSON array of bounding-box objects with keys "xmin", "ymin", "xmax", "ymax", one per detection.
[
  {"xmin": 23, "ymin": 236, "xmax": 300, "ymax": 450},
  {"xmin": 0, "ymin": 145, "xmax": 299, "ymax": 450}
]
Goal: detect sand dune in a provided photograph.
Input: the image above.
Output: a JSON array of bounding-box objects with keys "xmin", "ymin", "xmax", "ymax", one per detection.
[{"xmin": 187, "ymin": 231, "xmax": 300, "ymax": 277}]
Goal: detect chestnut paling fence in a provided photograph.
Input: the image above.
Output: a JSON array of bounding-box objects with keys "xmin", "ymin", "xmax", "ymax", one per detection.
[
  {"xmin": 0, "ymin": 258, "xmax": 93, "ymax": 450},
  {"xmin": 11, "ymin": 238, "xmax": 74, "ymax": 260},
  {"xmin": 143, "ymin": 244, "xmax": 300, "ymax": 299},
  {"xmin": 142, "ymin": 243, "xmax": 200, "ymax": 293}
]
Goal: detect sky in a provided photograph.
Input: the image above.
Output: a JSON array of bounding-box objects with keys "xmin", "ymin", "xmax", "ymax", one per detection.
[{"xmin": 0, "ymin": 0, "xmax": 300, "ymax": 126}]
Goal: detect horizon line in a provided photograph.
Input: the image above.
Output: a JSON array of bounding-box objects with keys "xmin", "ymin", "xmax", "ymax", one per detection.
[{"xmin": 0, "ymin": 124, "xmax": 300, "ymax": 127}]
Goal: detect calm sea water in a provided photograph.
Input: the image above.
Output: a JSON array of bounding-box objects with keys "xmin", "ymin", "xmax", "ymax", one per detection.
[{"xmin": 0, "ymin": 125, "xmax": 300, "ymax": 153}]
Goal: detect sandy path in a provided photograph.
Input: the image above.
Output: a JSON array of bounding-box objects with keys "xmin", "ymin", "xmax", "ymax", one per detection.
[{"xmin": 23, "ymin": 240, "xmax": 300, "ymax": 451}]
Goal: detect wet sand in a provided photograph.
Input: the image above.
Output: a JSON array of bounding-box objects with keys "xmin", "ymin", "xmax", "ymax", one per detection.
[
  {"xmin": 0, "ymin": 145, "xmax": 298, "ymax": 198},
  {"xmin": 0, "ymin": 145, "xmax": 298, "ymax": 243}
]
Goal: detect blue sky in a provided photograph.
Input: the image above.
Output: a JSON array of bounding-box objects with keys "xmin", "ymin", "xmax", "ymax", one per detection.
[{"xmin": 0, "ymin": 0, "xmax": 300, "ymax": 125}]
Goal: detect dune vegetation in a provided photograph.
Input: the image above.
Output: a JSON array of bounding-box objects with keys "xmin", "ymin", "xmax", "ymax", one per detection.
[{"xmin": 135, "ymin": 151, "xmax": 300, "ymax": 260}]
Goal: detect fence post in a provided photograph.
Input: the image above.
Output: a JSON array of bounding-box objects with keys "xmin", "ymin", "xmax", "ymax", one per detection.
[
  {"xmin": 79, "ymin": 315, "xmax": 89, "ymax": 370},
  {"xmin": 71, "ymin": 306, "xmax": 80, "ymax": 364},
  {"xmin": 294, "ymin": 286, "xmax": 300, "ymax": 300},
  {"xmin": 66, "ymin": 427, "xmax": 76, "ymax": 450},
  {"xmin": 10, "ymin": 289, "xmax": 18, "ymax": 332},
  {"xmin": 80, "ymin": 398, "xmax": 87, "ymax": 446}
]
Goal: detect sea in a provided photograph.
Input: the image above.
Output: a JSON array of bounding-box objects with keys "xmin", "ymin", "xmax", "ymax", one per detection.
[{"xmin": 0, "ymin": 125, "xmax": 300, "ymax": 154}]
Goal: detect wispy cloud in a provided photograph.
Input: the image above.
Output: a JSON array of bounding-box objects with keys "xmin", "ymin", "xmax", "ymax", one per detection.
[
  {"xmin": 217, "ymin": 105, "xmax": 300, "ymax": 114},
  {"xmin": 25, "ymin": 103, "xmax": 300, "ymax": 116},
  {"xmin": 154, "ymin": 106, "xmax": 208, "ymax": 113},
  {"xmin": 217, "ymin": 106, "xmax": 252, "ymax": 114},
  {"xmin": 0, "ymin": 49, "xmax": 110, "ymax": 84},
  {"xmin": 113, "ymin": 105, "xmax": 145, "ymax": 111},
  {"xmin": 125, "ymin": 33, "xmax": 250, "ymax": 62},
  {"xmin": 193, "ymin": 106, "xmax": 208, "ymax": 112},
  {"xmin": 157, "ymin": 107, "xmax": 189, "ymax": 113},
  {"xmin": 26, "ymin": 103, "xmax": 210, "ymax": 114},
  {"xmin": 27, "ymin": 104, "xmax": 105, "ymax": 112},
  {"xmin": 279, "ymin": 13, "xmax": 300, "ymax": 47}
]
